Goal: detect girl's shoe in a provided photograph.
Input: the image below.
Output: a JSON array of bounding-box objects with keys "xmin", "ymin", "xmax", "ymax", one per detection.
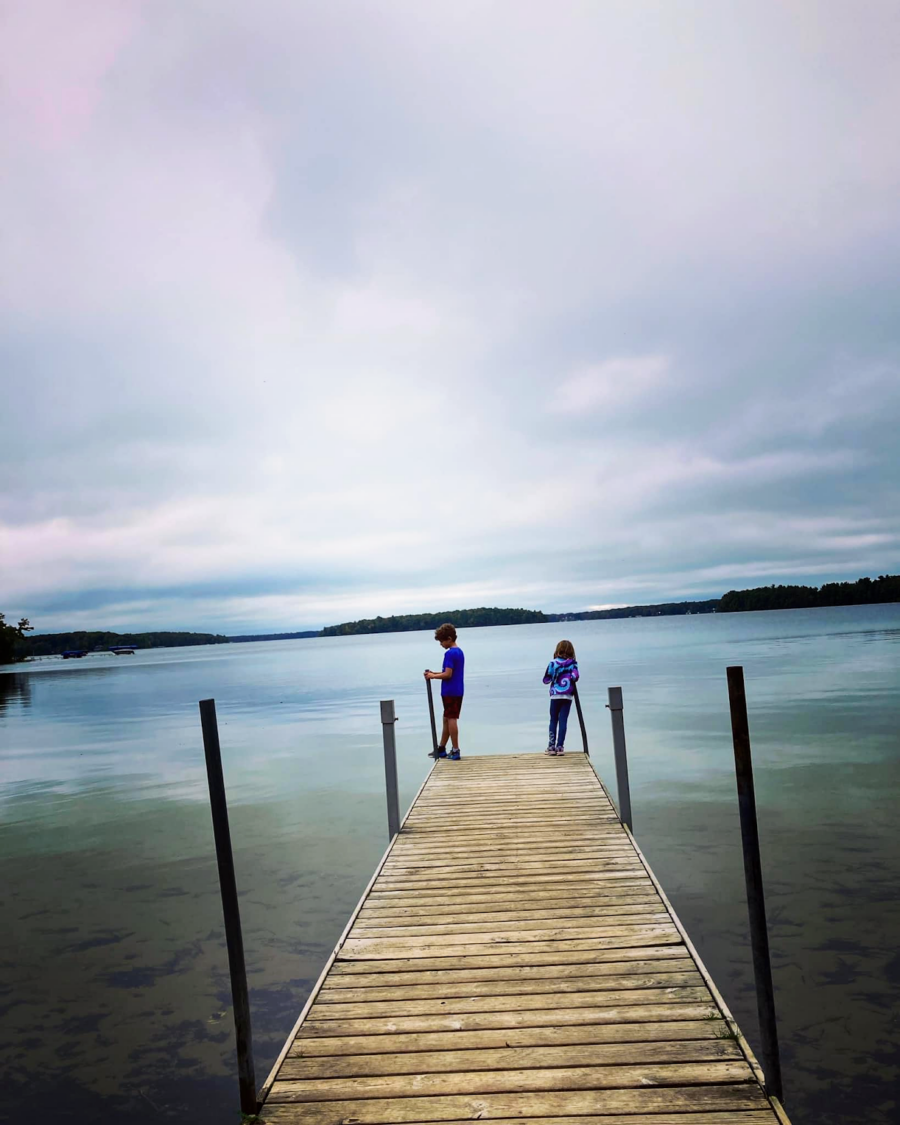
[
  {"xmin": 448, "ymin": 749, "xmax": 461, "ymax": 760},
  {"xmin": 545, "ymin": 744, "xmax": 558, "ymax": 755},
  {"xmin": 556, "ymin": 745, "xmax": 565, "ymax": 755}
]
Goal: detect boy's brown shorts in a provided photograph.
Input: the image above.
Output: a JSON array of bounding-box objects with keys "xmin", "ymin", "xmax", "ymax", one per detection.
[{"xmin": 442, "ymin": 695, "xmax": 463, "ymax": 720}]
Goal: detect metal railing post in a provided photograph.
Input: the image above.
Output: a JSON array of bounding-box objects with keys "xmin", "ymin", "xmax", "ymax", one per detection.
[
  {"xmin": 573, "ymin": 683, "xmax": 590, "ymax": 756},
  {"xmin": 425, "ymin": 678, "xmax": 439, "ymax": 755},
  {"xmin": 198, "ymin": 698, "xmax": 257, "ymax": 1117},
  {"xmin": 606, "ymin": 686, "xmax": 633, "ymax": 832},
  {"xmin": 726, "ymin": 666, "xmax": 784, "ymax": 1103},
  {"xmin": 380, "ymin": 699, "xmax": 401, "ymax": 840}
]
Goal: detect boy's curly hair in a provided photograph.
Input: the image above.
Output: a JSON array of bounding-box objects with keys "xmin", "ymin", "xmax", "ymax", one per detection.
[{"xmin": 434, "ymin": 622, "xmax": 457, "ymax": 643}]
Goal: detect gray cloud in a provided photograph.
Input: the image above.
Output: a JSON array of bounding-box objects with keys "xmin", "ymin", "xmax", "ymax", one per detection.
[{"xmin": 1, "ymin": 1, "xmax": 899, "ymax": 632}]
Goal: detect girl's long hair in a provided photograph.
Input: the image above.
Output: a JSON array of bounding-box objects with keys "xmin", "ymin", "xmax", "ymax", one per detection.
[{"xmin": 554, "ymin": 639, "xmax": 576, "ymax": 660}]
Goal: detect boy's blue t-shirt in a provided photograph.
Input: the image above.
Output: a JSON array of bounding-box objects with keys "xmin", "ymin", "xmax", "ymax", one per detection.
[{"xmin": 441, "ymin": 646, "xmax": 465, "ymax": 696}]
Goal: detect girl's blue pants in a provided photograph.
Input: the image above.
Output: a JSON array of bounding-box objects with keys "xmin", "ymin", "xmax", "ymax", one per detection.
[{"xmin": 549, "ymin": 698, "xmax": 572, "ymax": 747}]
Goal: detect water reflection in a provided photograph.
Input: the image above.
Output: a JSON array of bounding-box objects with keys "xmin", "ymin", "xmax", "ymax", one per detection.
[{"xmin": 0, "ymin": 672, "xmax": 32, "ymax": 712}]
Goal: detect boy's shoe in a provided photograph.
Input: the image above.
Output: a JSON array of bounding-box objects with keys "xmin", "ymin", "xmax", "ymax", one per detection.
[
  {"xmin": 428, "ymin": 746, "xmax": 448, "ymax": 759},
  {"xmin": 544, "ymin": 744, "xmax": 558, "ymax": 756},
  {"xmin": 448, "ymin": 749, "xmax": 461, "ymax": 760}
]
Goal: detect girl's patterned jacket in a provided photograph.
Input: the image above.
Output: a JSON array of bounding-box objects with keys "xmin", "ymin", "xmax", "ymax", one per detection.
[{"xmin": 543, "ymin": 657, "xmax": 579, "ymax": 697}]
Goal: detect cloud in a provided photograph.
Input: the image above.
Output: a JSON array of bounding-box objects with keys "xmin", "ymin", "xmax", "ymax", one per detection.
[
  {"xmin": 552, "ymin": 356, "xmax": 670, "ymax": 414},
  {"xmin": 1, "ymin": 1, "xmax": 899, "ymax": 632}
]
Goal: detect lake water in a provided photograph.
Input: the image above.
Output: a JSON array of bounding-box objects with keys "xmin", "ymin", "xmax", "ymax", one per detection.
[{"xmin": 2, "ymin": 606, "xmax": 899, "ymax": 1123}]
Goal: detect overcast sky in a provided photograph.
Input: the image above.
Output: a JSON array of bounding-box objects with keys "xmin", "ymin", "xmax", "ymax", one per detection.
[{"xmin": 2, "ymin": 1, "xmax": 899, "ymax": 634}]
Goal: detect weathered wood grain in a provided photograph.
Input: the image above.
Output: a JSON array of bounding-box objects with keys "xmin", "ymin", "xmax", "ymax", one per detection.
[
  {"xmin": 263, "ymin": 1082, "xmax": 769, "ymax": 1120},
  {"xmin": 316, "ymin": 970, "xmax": 703, "ymax": 1004},
  {"xmin": 279, "ymin": 1037, "xmax": 742, "ymax": 1080},
  {"xmin": 329, "ymin": 942, "xmax": 688, "ymax": 975},
  {"xmin": 324, "ymin": 955, "xmax": 696, "ymax": 989},
  {"xmin": 288, "ymin": 1016, "xmax": 731, "ymax": 1057},
  {"xmin": 298, "ymin": 1000, "xmax": 720, "ymax": 1037}
]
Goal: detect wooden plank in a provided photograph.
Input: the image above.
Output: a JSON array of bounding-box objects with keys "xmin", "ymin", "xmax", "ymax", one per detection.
[
  {"xmin": 361, "ymin": 890, "xmax": 661, "ymax": 912},
  {"xmin": 389, "ymin": 844, "xmax": 637, "ymax": 860},
  {"xmin": 263, "ymin": 1111, "xmax": 777, "ymax": 1125},
  {"xmin": 342, "ymin": 921, "xmax": 678, "ymax": 953},
  {"xmin": 298, "ymin": 1000, "xmax": 718, "ymax": 1038},
  {"xmin": 395, "ymin": 841, "xmax": 630, "ymax": 855},
  {"xmin": 270, "ymin": 1059, "xmax": 754, "ymax": 1102},
  {"xmin": 382, "ymin": 855, "xmax": 642, "ymax": 872},
  {"xmin": 280, "ymin": 1039, "xmax": 743, "ymax": 1080},
  {"xmin": 288, "ymin": 1016, "xmax": 732, "ymax": 1057},
  {"xmin": 382, "ymin": 858, "xmax": 642, "ymax": 877},
  {"xmin": 410, "ymin": 800, "xmax": 612, "ymax": 813},
  {"xmin": 372, "ymin": 871, "xmax": 648, "ymax": 891},
  {"xmin": 325, "ymin": 956, "xmax": 696, "ymax": 988},
  {"xmin": 355, "ymin": 902, "xmax": 665, "ymax": 927},
  {"xmin": 358, "ymin": 898, "xmax": 663, "ymax": 923},
  {"xmin": 398, "ymin": 829, "xmax": 630, "ymax": 844},
  {"xmin": 329, "ymin": 943, "xmax": 689, "ymax": 975},
  {"xmin": 339, "ymin": 930, "xmax": 685, "ymax": 963},
  {"xmin": 405, "ymin": 815, "xmax": 618, "ymax": 828},
  {"xmin": 340, "ymin": 931, "xmax": 681, "ymax": 961},
  {"xmin": 363, "ymin": 884, "xmax": 655, "ymax": 909},
  {"xmin": 406, "ymin": 811, "xmax": 617, "ymax": 819},
  {"xmin": 263, "ymin": 1081, "xmax": 767, "ymax": 1118},
  {"xmin": 350, "ymin": 911, "xmax": 673, "ymax": 938},
  {"xmin": 316, "ymin": 971, "xmax": 704, "ymax": 1004},
  {"xmin": 306, "ymin": 985, "xmax": 710, "ymax": 1021}
]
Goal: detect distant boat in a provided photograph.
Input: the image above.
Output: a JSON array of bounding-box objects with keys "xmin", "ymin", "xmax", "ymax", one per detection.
[
  {"xmin": 62, "ymin": 650, "xmax": 88, "ymax": 659},
  {"xmin": 109, "ymin": 646, "xmax": 136, "ymax": 655}
]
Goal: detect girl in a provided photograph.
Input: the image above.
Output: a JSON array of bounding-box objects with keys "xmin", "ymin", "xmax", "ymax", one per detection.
[{"xmin": 543, "ymin": 639, "xmax": 579, "ymax": 755}]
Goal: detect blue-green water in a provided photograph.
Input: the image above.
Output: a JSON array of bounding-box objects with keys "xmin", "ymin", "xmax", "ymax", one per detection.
[{"xmin": 2, "ymin": 606, "xmax": 898, "ymax": 1122}]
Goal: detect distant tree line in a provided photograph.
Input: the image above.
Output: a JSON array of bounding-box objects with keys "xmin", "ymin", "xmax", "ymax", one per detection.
[
  {"xmin": 719, "ymin": 574, "xmax": 900, "ymax": 612},
  {"xmin": 320, "ymin": 607, "xmax": 547, "ymax": 636},
  {"xmin": 547, "ymin": 600, "xmax": 719, "ymax": 621},
  {"xmin": 25, "ymin": 630, "xmax": 230, "ymax": 657},
  {"xmin": 228, "ymin": 631, "xmax": 319, "ymax": 642}
]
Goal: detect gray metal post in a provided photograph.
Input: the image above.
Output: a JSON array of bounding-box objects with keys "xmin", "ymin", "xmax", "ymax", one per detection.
[
  {"xmin": 573, "ymin": 684, "xmax": 590, "ymax": 756},
  {"xmin": 425, "ymin": 678, "xmax": 439, "ymax": 754},
  {"xmin": 198, "ymin": 699, "xmax": 257, "ymax": 1117},
  {"xmin": 726, "ymin": 666, "xmax": 784, "ymax": 1103},
  {"xmin": 606, "ymin": 686, "xmax": 633, "ymax": 832},
  {"xmin": 380, "ymin": 699, "xmax": 401, "ymax": 840}
]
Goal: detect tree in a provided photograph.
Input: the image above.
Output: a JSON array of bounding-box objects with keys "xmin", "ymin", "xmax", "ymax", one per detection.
[{"xmin": 0, "ymin": 614, "xmax": 33, "ymax": 664}]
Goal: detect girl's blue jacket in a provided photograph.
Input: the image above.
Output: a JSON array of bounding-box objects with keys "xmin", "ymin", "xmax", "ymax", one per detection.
[{"xmin": 543, "ymin": 657, "xmax": 579, "ymax": 697}]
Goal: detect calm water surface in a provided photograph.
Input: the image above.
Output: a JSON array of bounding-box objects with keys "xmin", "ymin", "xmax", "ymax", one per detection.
[{"xmin": 2, "ymin": 607, "xmax": 898, "ymax": 1123}]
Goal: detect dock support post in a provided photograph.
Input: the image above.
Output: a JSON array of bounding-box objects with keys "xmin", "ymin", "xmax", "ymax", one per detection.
[
  {"xmin": 198, "ymin": 698, "xmax": 257, "ymax": 1117},
  {"xmin": 726, "ymin": 666, "xmax": 784, "ymax": 1103},
  {"xmin": 380, "ymin": 699, "xmax": 401, "ymax": 840},
  {"xmin": 425, "ymin": 678, "xmax": 439, "ymax": 755},
  {"xmin": 573, "ymin": 684, "xmax": 590, "ymax": 757},
  {"xmin": 606, "ymin": 686, "xmax": 633, "ymax": 832}
]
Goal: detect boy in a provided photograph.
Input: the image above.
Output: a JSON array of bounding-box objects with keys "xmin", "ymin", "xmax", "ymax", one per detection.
[{"xmin": 424, "ymin": 622, "xmax": 464, "ymax": 760}]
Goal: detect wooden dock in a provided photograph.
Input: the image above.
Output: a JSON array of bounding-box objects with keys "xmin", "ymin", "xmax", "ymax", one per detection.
[{"xmin": 259, "ymin": 752, "xmax": 790, "ymax": 1125}]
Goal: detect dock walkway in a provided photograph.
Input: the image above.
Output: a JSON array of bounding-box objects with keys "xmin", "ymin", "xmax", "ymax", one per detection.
[{"xmin": 260, "ymin": 753, "xmax": 790, "ymax": 1125}]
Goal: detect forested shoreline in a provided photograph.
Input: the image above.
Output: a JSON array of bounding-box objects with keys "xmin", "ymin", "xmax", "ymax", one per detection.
[
  {"xmin": 25, "ymin": 630, "xmax": 229, "ymax": 658},
  {"xmin": 6, "ymin": 573, "xmax": 898, "ymax": 659},
  {"xmin": 718, "ymin": 574, "xmax": 900, "ymax": 612},
  {"xmin": 320, "ymin": 607, "xmax": 546, "ymax": 635}
]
